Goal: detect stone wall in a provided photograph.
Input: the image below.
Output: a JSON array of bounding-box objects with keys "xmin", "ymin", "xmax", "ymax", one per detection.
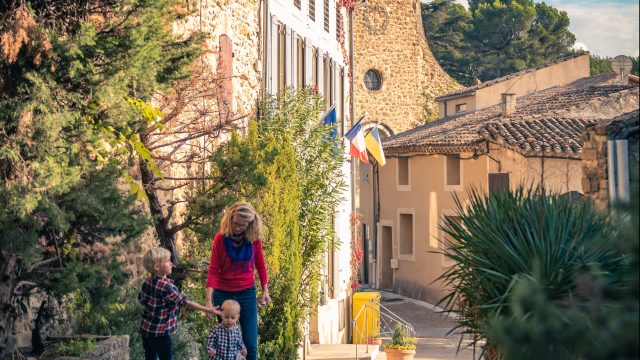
[
  {"xmin": 353, "ymin": 0, "xmax": 458, "ymax": 134},
  {"xmin": 139, "ymin": 0, "xmax": 262, "ymax": 258},
  {"xmin": 582, "ymin": 111, "xmax": 640, "ymax": 209},
  {"xmin": 174, "ymin": 1, "xmax": 261, "ymax": 120},
  {"xmin": 79, "ymin": 335, "xmax": 129, "ymax": 360}
]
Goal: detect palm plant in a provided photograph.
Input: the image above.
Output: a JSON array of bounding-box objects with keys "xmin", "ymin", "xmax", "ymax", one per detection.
[{"xmin": 437, "ymin": 186, "xmax": 623, "ymax": 357}]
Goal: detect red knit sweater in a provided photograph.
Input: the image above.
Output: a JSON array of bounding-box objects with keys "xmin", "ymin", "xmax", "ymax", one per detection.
[{"xmin": 206, "ymin": 232, "xmax": 268, "ymax": 292}]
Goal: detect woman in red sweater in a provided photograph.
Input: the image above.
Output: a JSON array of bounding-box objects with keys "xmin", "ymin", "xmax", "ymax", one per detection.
[{"xmin": 205, "ymin": 202, "xmax": 270, "ymax": 360}]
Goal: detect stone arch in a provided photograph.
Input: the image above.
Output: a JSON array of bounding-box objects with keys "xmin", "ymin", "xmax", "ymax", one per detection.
[{"xmin": 362, "ymin": 121, "xmax": 394, "ymax": 137}]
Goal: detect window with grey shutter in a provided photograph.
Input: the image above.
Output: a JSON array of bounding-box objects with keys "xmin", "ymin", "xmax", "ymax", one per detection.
[
  {"xmin": 323, "ymin": 0, "xmax": 330, "ymax": 32},
  {"xmin": 294, "ymin": 0, "xmax": 301, "ymax": 9},
  {"xmin": 309, "ymin": 0, "xmax": 315, "ymax": 21}
]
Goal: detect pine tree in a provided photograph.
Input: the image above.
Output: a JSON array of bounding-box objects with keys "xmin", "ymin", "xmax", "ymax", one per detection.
[
  {"xmin": 0, "ymin": 0, "xmax": 199, "ymax": 350},
  {"xmin": 423, "ymin": 0, "xmax": 576, "ymax": 85}
]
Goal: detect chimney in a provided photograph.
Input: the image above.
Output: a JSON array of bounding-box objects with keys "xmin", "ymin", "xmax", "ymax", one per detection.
[{"xmin": 501, "ymin": 93, "xmax": 516, "ymax": 116}]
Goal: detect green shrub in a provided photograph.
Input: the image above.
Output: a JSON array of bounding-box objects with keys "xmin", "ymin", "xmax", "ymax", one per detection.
[
  {"xmin": 485, "ymin": 184, "xmax": 639, "ymax": 360},
  {"xmin": 383, "ymin": 324, "xmax": 416, "ymax": 351},
  {"xmin": 188, "ymin": 88, "xmax": 345, "ymax": 358},
  {"xmin": 57, "ymin": 338, "xmax": 96, "ymax": 356},
  {"xmin": 437, "ymin": 186, "xmax": 624, "ymax": 357}
]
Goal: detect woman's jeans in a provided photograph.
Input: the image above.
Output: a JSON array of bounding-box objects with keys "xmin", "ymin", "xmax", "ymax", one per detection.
[{"xmin": 213, "ymin": 286, "xmax": 258, "ymax": 360}]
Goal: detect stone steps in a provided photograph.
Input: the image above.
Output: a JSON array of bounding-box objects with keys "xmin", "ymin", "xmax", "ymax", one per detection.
[{"xmin": 306, "ymin": 344, "xmax": 381, "ymax": 360}]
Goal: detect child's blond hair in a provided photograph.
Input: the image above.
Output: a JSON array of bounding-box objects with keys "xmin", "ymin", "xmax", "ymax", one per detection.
[
  {"xmin": 221, "ymin": 299, "xmax": 241, "ymax": 315},
  {"xmin": 142, "ymin": 247, "xmax": 171, "ymax": 273},
  {"xmin": 220, "ymin": 202, "xmax": 264, "ymax": 242}
]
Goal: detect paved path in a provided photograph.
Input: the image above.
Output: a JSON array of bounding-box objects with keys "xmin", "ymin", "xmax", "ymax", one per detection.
[{"xmin": 375, "ymin": 291, "xmax": 476, "ymax": 360}]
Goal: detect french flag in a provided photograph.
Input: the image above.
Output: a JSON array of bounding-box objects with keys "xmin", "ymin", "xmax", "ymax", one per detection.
[{"xmin": 344, "ymin": 114, "xmax": 368, "ymax": 164}]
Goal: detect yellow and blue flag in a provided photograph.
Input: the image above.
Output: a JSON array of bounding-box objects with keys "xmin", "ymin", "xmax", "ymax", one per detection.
[{"xmin": 365, "ymin": 127, "xmax": 386, "ymax": 166}]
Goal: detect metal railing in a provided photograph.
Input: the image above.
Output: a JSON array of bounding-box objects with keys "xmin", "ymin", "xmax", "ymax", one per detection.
[{"xmin": 352, "ymin": 296, "xmax": 415, "ymax": 359}]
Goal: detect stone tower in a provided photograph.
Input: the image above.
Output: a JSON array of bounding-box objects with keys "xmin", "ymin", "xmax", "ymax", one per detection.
[{"xmin": 353, "ymin": 0, "xmax": 458, "ymax": 134}]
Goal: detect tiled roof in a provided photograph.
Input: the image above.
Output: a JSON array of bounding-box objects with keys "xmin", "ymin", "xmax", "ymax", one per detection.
[
  {"xmin": 435, "ymin": 53, "xmax": 587, "ymax": 100},
  {"xmin": 382, "ymin": 74, "xmax": 639, "ymax": 157},
  {"xmin": 585, "ymin": 109, "xmax": 640, "ymax": 139},
  {"xmin": 478, "ymin": 117, "xmax": 597, "ymax": 158}
]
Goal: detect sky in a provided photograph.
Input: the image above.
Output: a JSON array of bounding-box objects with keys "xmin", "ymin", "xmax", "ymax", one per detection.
[
  {"xmin": 545, "ymin": 0, "xmax": 639, "ymax": 57},
  {"xmin": 444, "ymin": 0, "xmax": 639, "ymax": 58}
]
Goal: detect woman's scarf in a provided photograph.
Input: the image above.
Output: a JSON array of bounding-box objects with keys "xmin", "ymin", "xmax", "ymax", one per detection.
[{"xmin": 223, "ymin": 235, "xmax": 254, "ymax": 274}]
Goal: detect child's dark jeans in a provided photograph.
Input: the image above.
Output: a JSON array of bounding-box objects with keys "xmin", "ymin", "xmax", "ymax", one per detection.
[{"xmin": 142, "ymin": 335, "xmax": 173, "ymax": 360}]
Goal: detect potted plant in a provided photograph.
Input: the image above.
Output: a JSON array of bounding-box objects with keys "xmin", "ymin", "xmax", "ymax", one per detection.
[
  {"xmin": 383, "ymin": 324, "xmax": 416, "ymax": 360},
  {"xmin": 366, "ymin": 331, "xmax": 382, "ymax": 346}
]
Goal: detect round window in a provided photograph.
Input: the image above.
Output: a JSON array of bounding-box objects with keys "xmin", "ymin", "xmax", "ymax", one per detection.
[{"xmin": 364, "ymin": 69, "xmax": 382, "ymax": 91}]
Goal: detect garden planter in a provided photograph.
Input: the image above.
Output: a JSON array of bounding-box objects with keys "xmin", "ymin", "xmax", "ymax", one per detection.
[{"xmin": 384, "ymin": 348, "xmax": 416, "ymax": 360}]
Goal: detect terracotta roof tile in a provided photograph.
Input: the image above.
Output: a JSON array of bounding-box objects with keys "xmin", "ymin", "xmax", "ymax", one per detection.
[
  {"xmin": 479, "ymin": 117, "xmax": 597, "ymax": 158},
  {"xmin": 382, "ymin": 74, "xmax": 639, "ymax": 157}
]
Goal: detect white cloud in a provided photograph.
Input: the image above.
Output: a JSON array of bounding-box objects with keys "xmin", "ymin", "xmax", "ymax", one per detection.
[
  {"xmin": 544, "ymin": 0, "xmax": 639, "ymax": 57},
  {"xmin": 573, "ymin": 42, "xmax": 589, "ymax": 52}
]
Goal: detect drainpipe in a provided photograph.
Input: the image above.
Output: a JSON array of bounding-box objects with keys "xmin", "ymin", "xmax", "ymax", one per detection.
[
  {"xmin": 348, "ymin": 0, "xmax": 368, "ymax": 263},
  {"xmin": 373, "ymin": 161, "xmax": 380, "ymax": 289},
  {"xmin": 607, "ymin": 140, "xmax": 618, "ymax": 204},
  {"xmin": 615, "ymin": 140, "xmax": 630, "ymax": 204},
  {"xmin": 347, "ymin": 0, "xmax": 368, "ymax": 343}
]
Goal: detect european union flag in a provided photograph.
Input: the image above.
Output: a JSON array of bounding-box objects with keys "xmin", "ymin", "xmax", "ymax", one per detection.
[{"xmin": 321, "ymin": 107, "xmax": 338, "ymax": 139}]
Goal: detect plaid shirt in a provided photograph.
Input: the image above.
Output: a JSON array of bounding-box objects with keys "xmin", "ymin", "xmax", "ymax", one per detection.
[
  {"xmin": 206, "ymin": 323, "xmax": 246, "ymax": 360},
  {"xmin": 138, "ymin": 275, "xmax": 189, "ymax": 337}
]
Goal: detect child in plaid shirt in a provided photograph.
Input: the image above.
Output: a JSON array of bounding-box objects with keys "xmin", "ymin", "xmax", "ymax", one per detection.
[
  {"xmin": 207, "ymin": 299, "xmax": 247, "ymax": 360},
  {"xmin": 139, "ymin": 247, "xmax": 221, "ymax": 360}
]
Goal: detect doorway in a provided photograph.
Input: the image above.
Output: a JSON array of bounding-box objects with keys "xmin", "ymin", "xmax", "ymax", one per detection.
[{"xmin": 380, "ymin": 225, "xmax": 393, "ymax": 290}]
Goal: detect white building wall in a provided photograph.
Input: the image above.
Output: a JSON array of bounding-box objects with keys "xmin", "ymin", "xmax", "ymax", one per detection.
[{"xmin": 265, "ymin": 0, "xmax": 353, "ymax": 346}]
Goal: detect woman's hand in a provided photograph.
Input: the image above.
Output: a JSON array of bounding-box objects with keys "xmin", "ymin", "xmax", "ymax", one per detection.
[
  {"xmin": 259, "ymin": 285, "xmax": 271, "ymax": 307},
  {"xmin": 205, "ymin": 298, "xmax": 215, "ymax": 319}
]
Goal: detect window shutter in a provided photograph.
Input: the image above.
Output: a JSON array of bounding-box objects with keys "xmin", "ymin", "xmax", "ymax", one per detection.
[
  {"xmin": 304, "ymin": 38, "xmax": 313, "ymax": 87},
  {"xmin": 217, "ymin": 35, "xmax": 233, "ymax": 124},
  {"xmin": 309, "ymin": 0, "xmax": 315, "ymax": 21},
  {"xmin": 285, "ymin": 27, "xmax": 293, "ymax": 87},
  {"xmin": 323, "ymin": 0, "xmax": 330, "ymax": 32},
  {"xmin": 269, "ymin": 15, "xmax": 279, "ymax": 95},
  {"xmin": 489, "ymin": 173, "xmax": 510, "ymax": 193},
  {"xmin": 316, "ymin": 51, "xmax": 324, "ymax": 96},
  {"xmin": 294, "ymin": 0, "xmax": 301, "ymax": 9}
]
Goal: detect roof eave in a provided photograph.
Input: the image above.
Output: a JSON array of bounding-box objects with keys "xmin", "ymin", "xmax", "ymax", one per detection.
[{"xmin": 436, "ymin": 91, "xmax": 476, "ymax": 102}]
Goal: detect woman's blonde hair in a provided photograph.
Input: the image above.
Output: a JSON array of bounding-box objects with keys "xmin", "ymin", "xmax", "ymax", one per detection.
[{"xmin": 220, "ymin": 202, "xmax": 264, "ymax": 242}]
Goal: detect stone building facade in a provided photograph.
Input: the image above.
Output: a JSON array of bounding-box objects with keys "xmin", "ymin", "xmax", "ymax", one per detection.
[
  {"xmin": 582, "ymin": 110, "xmax": 640, "ymax": 209},
  {"xmin": 353, "ymin": 0, "xmax": 457, "ymax": 135},
  {"xmin": 129, "ymin": 0, "xmax": 263, "ymax": 264}
]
